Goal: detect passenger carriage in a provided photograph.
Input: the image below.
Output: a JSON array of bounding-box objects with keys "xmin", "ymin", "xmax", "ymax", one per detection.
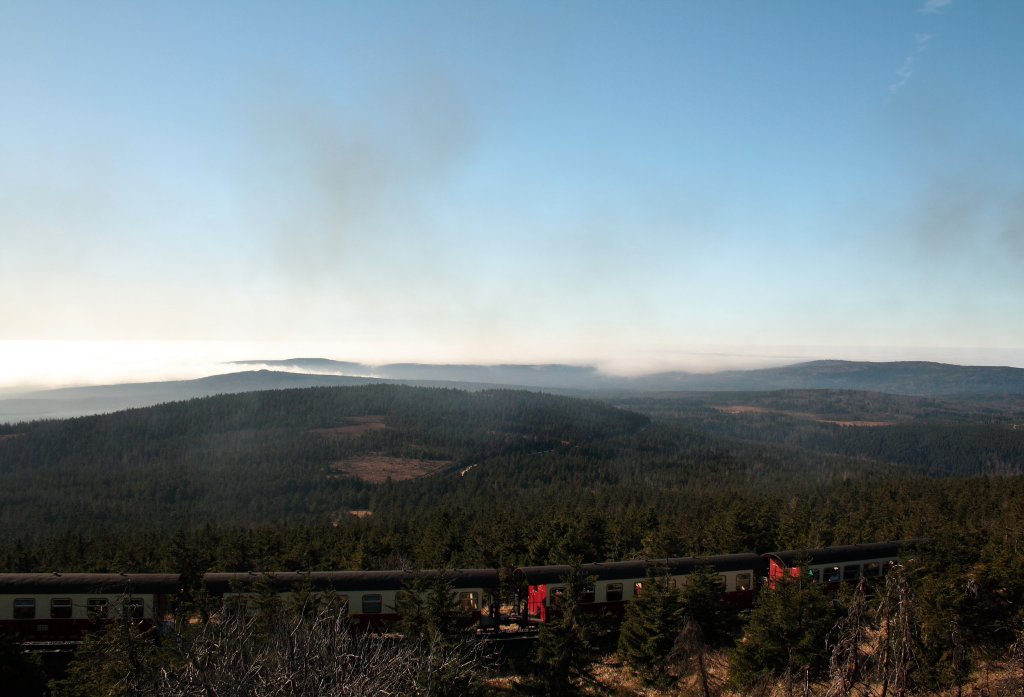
[
  {"xmin": 517, "ymin": 553, "xmax": 763, "ymax": 623},
  {"xmin": 0, "ymin": 573, "xmax": 180, "ymax": 642},
  {"xmin": 202, "ymin": 569, "xmax": 499, "ymax": 629},
  {"xmin": 762, "ymin": 540, "xmax": 916, "ymax": 588}
]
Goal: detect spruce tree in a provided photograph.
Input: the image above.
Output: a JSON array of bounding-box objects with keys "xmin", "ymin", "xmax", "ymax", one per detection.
[
  {"xmin": 617, "ymin": 568, "xmax": 684, "ymax": 686},
  {"xmin": 729, "ymin": 572, "xmax": 841, "ymax": 689},
  {"xmin": 668, "ymin": 564, "xmax": 737, "ymax": 692},
  {"xmin": 670, "ymin": 618, "xmax": 719, "ymax": 697},
  {"xmin": 398, "ymin": 571, "xmax": 488, "ymax": 697},
  {"xmin": 50, "ymin": 601, "xmax": 161, "ymax": 697},
  {"xmin": 680, "ymin": 564, "xmax": 736, "ymax": 649},
  {"xmin": 397, "ymin": 570, "xmax": 465, "ymax": 642},
  {"xmin": 529, "ymin": 560, "xmax": 598, "ymax": 695}
]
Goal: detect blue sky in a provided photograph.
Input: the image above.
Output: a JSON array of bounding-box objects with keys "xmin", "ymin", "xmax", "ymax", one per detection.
[{"xmin": 2, "ymin": 1, "xmax": 1023, "ymax": 386}]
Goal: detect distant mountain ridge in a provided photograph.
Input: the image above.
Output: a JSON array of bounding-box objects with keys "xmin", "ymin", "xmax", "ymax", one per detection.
[
  {"xmin": 2, "ymin": 358, "xmax": 1023, "ymax": 423},
  {"xmin": 639, "ymin": 360, "xmax": 1024, "ymax": 395},
  {"xmin": 229, "ymin": 358, "xmax": 612, "ymax": 390},
  {"xmin": 231, "ymin": 358, "xmax": 1024, "ymax": 395}
]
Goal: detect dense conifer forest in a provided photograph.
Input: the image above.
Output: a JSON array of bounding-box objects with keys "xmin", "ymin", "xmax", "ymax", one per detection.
[
  {"xmin": 1, "ymin": 384, "xmax": 1022, "ymax": 574},
  {"xmin": 2, "ymin": 383, "xmax": 1023, "ymax": 694}
]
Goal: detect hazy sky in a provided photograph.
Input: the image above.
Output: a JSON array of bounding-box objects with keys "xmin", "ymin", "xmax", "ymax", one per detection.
[{"xmin": 2, "ymin": 1, "xmax": 1023, "ymax": 387}]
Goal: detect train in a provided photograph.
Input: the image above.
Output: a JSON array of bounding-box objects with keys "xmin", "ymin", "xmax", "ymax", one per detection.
[
  {"xmin": 518, "ymin": 540, "xmax": 907, "ymax": 623},
  {"xmin": 0, "ymin": 541, "xmax": 913, "ymax": 644}
]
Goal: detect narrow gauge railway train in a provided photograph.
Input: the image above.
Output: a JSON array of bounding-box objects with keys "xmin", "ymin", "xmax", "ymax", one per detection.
[
  {"xmin": 518, "ymin": 553, "xmax": 762, "ymax": 623},
  {"xmin": 0, "ymin": 541, "xmax": 913, "ymax": 643},
  {"xmin": 518, "ymin": 541, "xmax": 909, "ymax": 623},
  {"xmin": 0, "ymin": 569, "xmax": 497, "ymax": 643}
]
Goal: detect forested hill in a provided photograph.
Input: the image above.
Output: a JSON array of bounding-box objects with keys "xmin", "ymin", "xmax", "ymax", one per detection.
[
  {"xmin": 0, "ymin": 385, "xmax": 648, "ymax": 537},
  {"xmin": 2, "ymin": 383, "xmax": 1024, "ymax": 575},
  {"xmin": 0, "ymin": 370, "xmax": 516, "ymax": 423},
  {"xmin": 616, "ymin": 389, "xmax": 1024, "ymax": 478}
]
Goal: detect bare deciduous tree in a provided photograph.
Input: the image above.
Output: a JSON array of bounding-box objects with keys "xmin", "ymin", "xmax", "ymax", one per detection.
[
  {"xmin": 160, "ymin": 607, "xmax": 423, "ymax": 696},
  {"xmin": 1006, "ymin": 627, "xmax": 1024, "ymax": 695},
  {"xmin": 670, "ymin": 617, "xmax": 725, "ymax": 697},
  {"xmin": 825, "ymin": 580, "xmax": 870, "ymax": 697},
  {"xmin": 873, "ymin": 565, "xmax": 919, "ymax": 697},
  {"xmin": 57, "ymin": 602, "xmax": 490, "ymax": 697}
]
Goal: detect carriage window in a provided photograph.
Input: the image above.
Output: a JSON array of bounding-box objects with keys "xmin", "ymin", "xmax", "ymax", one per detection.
[
  {"xmin": 843, "ymin": 565, "xmax": 860, "ymax": 581},
  {"xmin": 459, "ymin": 592, "xmax": 479, "ymax": 611},
  {"xmin": 320, "ymin": 594, "xmax": 350, "ymax": 613},
  {"xmin": 549, "ymin": 587, "xmax": 565, "ymax": 606},
  {"xmin": 807, "ymin": 568, "xmax": 820, "ymax": 582},
  {"xmin": 863, "ymin": 562, "xmax": 881, "ymax": 577},
  {"xmin": 361, "ymin": 594, "xmax": 382, "ymax": 614},
  {"xmin": 883, "ymin": 560, "xmax": 897, "ymax": 575},
  {"xmin": 633, "ymin": 582, "xmax": 643, "ymax": 596},
  {"xmin": 88, "ymin": 598, "xmax": 109, "ymax": 619},
  {"xmin": 581, "ymin": 585, "xmax": 595, "ymax": 604},
  {"xmin": 718, "ymin": 575, "xmax": 729, "ymax": 591},
  {"xmin": 125, "ymin": 598, "xmax": 144, "ymax": 619},
  {"xmin": 736, "ymin": 573, "xmax": 752, "ymax": 591},
  {"xmin": 605, "ymin": 583, "xmax": 623, "ymax": 602},
  {"xmin": 51, "ymin": 598, "xmax": 73, "ymax": 619},
  {"xmin": 826, "ymin": 567, "xmax": 841, "ymax": 583},
  {"xmin": 13, "ymin": 598, "xmax": 35, "ymax": 619}
]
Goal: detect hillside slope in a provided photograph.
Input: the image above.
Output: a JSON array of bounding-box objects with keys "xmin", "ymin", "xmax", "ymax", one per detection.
[
  {"xmin": 2, "ymin": 384, "xmax": 1023, "ymax": 575},
  {"xmin": 0, "ymin": 385, "xmax": 649, "ymax": 537},
  {"xmin": 638, "ymin": 360, "xmax": 1024, "ymax": 395}
]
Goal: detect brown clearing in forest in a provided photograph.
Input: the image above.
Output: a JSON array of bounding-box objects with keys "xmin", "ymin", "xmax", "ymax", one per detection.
[
  {"xmin": 0, "ymin": 433, "xmax": 23, "ymax": 442},
  {"xmin": 329, "ymin": 455, "xmax": 453, "ymax": 484},
  {"xmin": 714, "ymin": 405, "xmax": 894, "ymax": 427},
  {"xmin": 314, "ymin": 415, "xmax": 387, "ymax": 439}
]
